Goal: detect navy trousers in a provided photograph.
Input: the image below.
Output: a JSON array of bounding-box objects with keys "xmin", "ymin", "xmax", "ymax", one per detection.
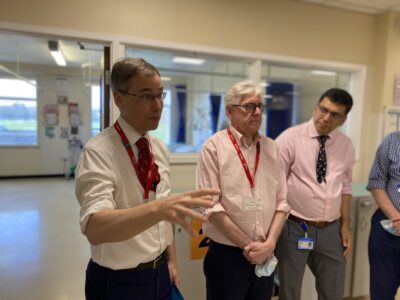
[
  {"xmin": 204, "ymin": 241, "xmax": 274, "ymax": 300},
  {"xmin": 368, "ymin": 209, "xmax": 400, "ymax": 300},
  {"xmin": 85, "ymin": 259, "xmax": 172, "ymax": 300}
]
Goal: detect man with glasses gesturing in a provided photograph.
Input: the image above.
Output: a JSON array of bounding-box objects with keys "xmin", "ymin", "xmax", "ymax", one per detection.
[
  {"xmin": 275, "ymin": 88, "xmax": 355, "ymax": 300},
  {"xmin": 75, "ymin": 58, "xmax": 219, "ymax": 300},
  {"xmin": 196, "ymin": 80, "xmax": 290, "ymax": 299}
]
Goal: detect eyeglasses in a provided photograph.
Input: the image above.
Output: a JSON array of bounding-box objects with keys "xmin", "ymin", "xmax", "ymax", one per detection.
[
  {"xmin": 117, "ymin": 89, "xmax": 167, "ymax": 102},
  {"xmin": 317, "ymin": 105, "xmax": 345, "ymax": 121},
  {"xmin": 232, "ymin": 103, "xmax": 265, "ymax": 113}
]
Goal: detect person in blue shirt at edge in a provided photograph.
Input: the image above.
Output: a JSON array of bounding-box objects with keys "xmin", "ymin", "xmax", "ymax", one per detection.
[
  {"xmin": 367, "ymin": 131, "xmax": 400, "ymax": 300},
  {"xmin": 75, "ymin": 57, "xmax": 219, "ymax": 300}
]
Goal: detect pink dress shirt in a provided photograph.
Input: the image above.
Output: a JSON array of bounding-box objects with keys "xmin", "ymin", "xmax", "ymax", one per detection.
[
  {"xmin": 196, "ymin": 126, "xmax": 290, "ymax": 247},
  {"xmin": 276, "ymin": 119, "xmax": 355, "ymax": 222}
]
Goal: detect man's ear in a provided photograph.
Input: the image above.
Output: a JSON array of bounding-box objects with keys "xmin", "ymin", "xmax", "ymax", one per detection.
[
  {"xmin": 226, "ymin": 105, "xmax": 233, "ymax": 120},
  {"xmin": 113, "ymin": 90, "xmax": 122, "ymax": 107}
]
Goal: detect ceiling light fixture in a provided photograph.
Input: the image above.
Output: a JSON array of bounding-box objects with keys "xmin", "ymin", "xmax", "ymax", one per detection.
[
  {"xmin": 311, "ymin": 70, "xmax": 337, "ymax": 76},
  {"xmin": 172, "ymin": 56, "xmax": 205, "ymax": 65},
  {"xmin": 161, "ymin": 76, "xmax": 172, "ymax": 81},
  {"xmin": 48, "ymin": 40, "xmax": 67, "ymax": 66}
]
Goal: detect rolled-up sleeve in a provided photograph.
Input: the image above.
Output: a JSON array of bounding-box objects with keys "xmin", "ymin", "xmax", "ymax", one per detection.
[
  {"xmin": 75, "ymin": 147, "xmax": 116, "ymax": 234},
  {"xmin": 275, "ymin": 147, "xmax": 291, "ymax": 213},
  {"xmin": 341, "ymin": 145, "xmax": 355, "ymax": 195},
  {"xmin": 367, "ymin": 136, "xmax": 390, "ymax": 191},
  {"xmin": 196, "ymin": 140, "xmax": 224, "ymax": 217}
]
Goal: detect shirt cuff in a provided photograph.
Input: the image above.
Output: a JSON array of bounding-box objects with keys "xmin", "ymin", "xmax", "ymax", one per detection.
[
  {"xmin": 204, "ymin": 202, "xmax": 226, "ymax": 217},
  {"xmin": 80, "ymin": 199, "xmax": 115, "ymax": 234},
  {"xmin": 275, "ymin": 202, "xmax": 291, "ymax": 214},
  {"xmin": 366, "ymin": 179, "xmax": 387, "ymax": 191}
]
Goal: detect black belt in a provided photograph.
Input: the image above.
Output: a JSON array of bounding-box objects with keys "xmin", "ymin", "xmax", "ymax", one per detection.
[
  {"xmin": 135, "ymin": 251, "xmax": 166, "ymax": 271},
  {"xmin": 288, "ymin": 214, "xmax": 336, "ymax": 228}
]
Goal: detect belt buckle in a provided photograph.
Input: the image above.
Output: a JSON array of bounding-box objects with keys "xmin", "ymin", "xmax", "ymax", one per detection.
[{"xmin": 152, "ymin": 254, "xmax": 163, "ymax": 269}]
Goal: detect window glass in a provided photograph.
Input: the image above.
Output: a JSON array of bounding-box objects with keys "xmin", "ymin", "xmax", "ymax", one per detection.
[
  {"xmin": 261, "ymin": 64, "xmax": 351, "ymax": 139},
  {"xmin": 91, "ymin": 85, "xmax": 101, "ymax": 136},
  {"xmin": 0, "ymin": 79, "xmax": 37, "ymax": 146},
  {"xmin": 126, "ymin": 47, "xmax": 252, "ymax": 153}
]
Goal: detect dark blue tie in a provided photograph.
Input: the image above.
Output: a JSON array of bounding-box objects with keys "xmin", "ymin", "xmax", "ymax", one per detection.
[{"xmin": 316, "ymin": 136, "xmax": 328, "ymax": 184}]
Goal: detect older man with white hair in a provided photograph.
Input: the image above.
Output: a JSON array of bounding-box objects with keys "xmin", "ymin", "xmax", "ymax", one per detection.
[{"xmin": 196, "ymin": 80, "xmax": 290, "ymax": 300}]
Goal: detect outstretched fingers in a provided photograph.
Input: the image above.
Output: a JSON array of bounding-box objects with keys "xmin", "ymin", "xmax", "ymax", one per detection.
[{"xmin": 184, "ymin": 188, "xmax": 220, "ymax": 199}]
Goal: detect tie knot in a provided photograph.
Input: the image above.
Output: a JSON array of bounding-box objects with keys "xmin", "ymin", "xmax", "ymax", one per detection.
[
  {"xmin": 136, "ymin": 137, "xmax": 149, "ymax": 150},
  {"xmin": 318, "ymin": 135, "xmax": 328, "ymax": 144}
]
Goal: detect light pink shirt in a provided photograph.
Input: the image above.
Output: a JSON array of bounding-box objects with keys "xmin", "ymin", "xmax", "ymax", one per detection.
[
  {"xmin": 196, "ymin": 126, "xmax": 290, "ymax": 247},
  {"xmin": 276, "ymin": 119, "xmax": 355, "ymax": 222}
]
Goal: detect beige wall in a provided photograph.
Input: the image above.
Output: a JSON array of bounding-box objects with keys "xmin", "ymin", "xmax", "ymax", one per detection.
[
  {"xmin": 0, "ymin": 64, "xmax": 93, "ymax": 176},
  {"xmin": 0, "ymin": 0, "xmax": 398, "ymax": 184},
  {"xmin": 0, "ymin": 0, "xmax": 375, "ymax": 64}
]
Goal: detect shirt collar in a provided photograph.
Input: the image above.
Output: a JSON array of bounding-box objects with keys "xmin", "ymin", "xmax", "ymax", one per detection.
[
  {"xmin": 117, "ymin": 116, "xmax": 150, "ymax": 145},
  {"xmin": 228, "ymin": 125, "xmax": 260, "ymax": 147},
  {"xmin": 306, "ymin": 118, "xmax": 338, "ymax": 140}
]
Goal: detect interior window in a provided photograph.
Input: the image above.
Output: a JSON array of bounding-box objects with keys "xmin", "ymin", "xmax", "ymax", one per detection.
[{"xmin": 0, "ymin": 78, "xmax": 37, "ymax": 146}]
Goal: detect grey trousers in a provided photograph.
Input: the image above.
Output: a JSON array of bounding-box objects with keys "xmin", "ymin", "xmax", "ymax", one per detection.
[{"xmin": 276, "ymin": 219, "xmax": 346, "ymax": 300}]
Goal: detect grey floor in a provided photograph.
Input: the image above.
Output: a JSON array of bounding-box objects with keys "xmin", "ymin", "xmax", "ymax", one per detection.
[
  {"xmin": 0, "ymin": 178, "xmax": 89, "ymax": 300},
  {"xmin": 0, "ymin": 178, "xmax": 398, "ymax": 300}
]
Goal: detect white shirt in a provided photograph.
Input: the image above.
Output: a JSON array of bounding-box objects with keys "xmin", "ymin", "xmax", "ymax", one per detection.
[{"xmin": 75, "ymin": 116, "xmax": 173, "ymax": 270}]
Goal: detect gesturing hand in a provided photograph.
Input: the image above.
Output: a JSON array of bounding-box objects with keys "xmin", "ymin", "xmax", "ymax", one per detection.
[{"xmin": 158, "ymin": 188, "xmax": 219, "ymax": 236}]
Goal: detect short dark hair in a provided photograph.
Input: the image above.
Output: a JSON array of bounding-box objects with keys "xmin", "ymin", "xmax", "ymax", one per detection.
[
  {"xmin": 318, "ymin": 88, "xmax": 353, "ymax": 115},
  {"xmin": 110, "ymin": 58, "xmax": 160, "ymax": 92}
]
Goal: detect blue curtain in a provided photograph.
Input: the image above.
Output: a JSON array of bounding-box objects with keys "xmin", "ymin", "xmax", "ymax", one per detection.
[
  {"xmin": 176, "ymin": 85, "xmax": 186, "ymax": 143},
  {"xmin": 265, "ymin": 82, "xmax": 294, "ymax": 139},
  {"xmin": 209, "ymin": 94, "xmax": 222, "ymax": 133}
]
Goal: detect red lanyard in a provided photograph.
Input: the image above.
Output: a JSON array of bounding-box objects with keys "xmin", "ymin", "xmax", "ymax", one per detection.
[
  {"xmin": 114, "ymin": 121, "xmax": 155, "ymax": 200},
  {"xmin": 227, "ymin": 127, "xmax": 260, "ymax": 190}
]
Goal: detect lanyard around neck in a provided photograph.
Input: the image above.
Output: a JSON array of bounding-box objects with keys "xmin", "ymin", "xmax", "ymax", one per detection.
[
  {"xmin": 226, "ymin": 127, "xmax": 260, "ymax": 190},
  {"xmin": 114, "ymin": 121, "xmax": 155, "ymax": 200}
]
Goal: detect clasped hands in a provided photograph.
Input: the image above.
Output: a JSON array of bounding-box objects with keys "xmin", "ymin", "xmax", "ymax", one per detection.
[{"xmin": 243, "ymin": 239, "xmax": 276, "ymax": 265}]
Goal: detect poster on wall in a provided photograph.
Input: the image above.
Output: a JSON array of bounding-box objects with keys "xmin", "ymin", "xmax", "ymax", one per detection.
[
  {"xmin": 45, "ymin": 126, "xmax": 55, "ymax": 138},
  {"xmin": 68, "ymin": 102, "xmax": 81, "ymax": 127},
  {"xmin": 57, "ymin": 95, "xmax": 69, "ymax": 105},
  {"xmin": 56, "ymin": 76, "xmax": 68, "ymax": 94},
  {"xmin": 43, "ymin": 104, "xmax": 59, "ymax": 126},
  {"xmin": 60, "ymin": 127, "xmax": 69, "ymax": 139}
]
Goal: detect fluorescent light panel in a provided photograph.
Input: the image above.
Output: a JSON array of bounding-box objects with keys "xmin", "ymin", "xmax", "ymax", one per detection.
[
  {"xmin": 161, "ymin": 76, "xmax": 172, "ymax": 81},
  {"xmin": 50, "ymin": 50, "xmax": 66, "ymax": 66},
  {"xmin": 172, "ymin": 56, "xmax": 205, "ymax": 65},
  {"xmin": 48, "ymin": 40, "xmax": 67, "ymax": 67},
  {"xmin": 311, "ymin": 70, "xmax": 337, "ymax": 76}
]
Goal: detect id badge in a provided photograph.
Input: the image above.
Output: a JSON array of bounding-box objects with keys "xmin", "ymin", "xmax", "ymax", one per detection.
[
  {"xmin": 297, "ymin": 237, "xmax": 314, "ymax": 250},
  {"xmin": 243, "ymin": 197, "xmax": 262, "ymax": 211}
]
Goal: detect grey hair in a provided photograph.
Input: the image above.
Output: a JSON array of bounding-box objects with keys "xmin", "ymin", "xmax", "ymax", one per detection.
[
  {"xmin": 224, "ymin": 80, "xmax": 263, "ymax": 108},
  {"xmin": 110, "ymin": 58, "xmax": 160, "ymax": 92}
]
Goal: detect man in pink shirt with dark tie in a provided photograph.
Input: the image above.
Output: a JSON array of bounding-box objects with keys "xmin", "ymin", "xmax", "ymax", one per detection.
[
  {"xmin": 196, "ymin": 80, "xmax": 290, "ymax": 300},
  {"xmin": 275, "ymin": 88, "xmax": 355, "ymax": 300}
]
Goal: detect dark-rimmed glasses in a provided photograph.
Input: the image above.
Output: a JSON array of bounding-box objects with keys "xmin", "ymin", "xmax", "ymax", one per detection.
[
  {"xmin": 317, "ymin": 104, "xmax": 345, "ymax": 121},
  {"xmin": 232, "ymin": 103, "xmax": 265, "ymax": 113},
  {"xmin": 117, "ymin": 89, "xmax": 166, "ymax": 102}
]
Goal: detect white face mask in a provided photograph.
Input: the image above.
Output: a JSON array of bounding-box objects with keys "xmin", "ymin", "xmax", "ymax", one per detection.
[
  {"xmin": 255, "ymin": 255, "xmax": 278, "ymax": 277},
  {"xmin": 380, "ymin": 220, "xmax": 400, "ymax": 236}
]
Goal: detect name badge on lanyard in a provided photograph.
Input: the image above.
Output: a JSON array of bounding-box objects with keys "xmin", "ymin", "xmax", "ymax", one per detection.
[
  {"xmin": 297, "ymin": 222, "xmax": 314, "ymax": 250},
  {"xmin": 243, "ymin": 197, "xmax": 262, "ymax": 211}
]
